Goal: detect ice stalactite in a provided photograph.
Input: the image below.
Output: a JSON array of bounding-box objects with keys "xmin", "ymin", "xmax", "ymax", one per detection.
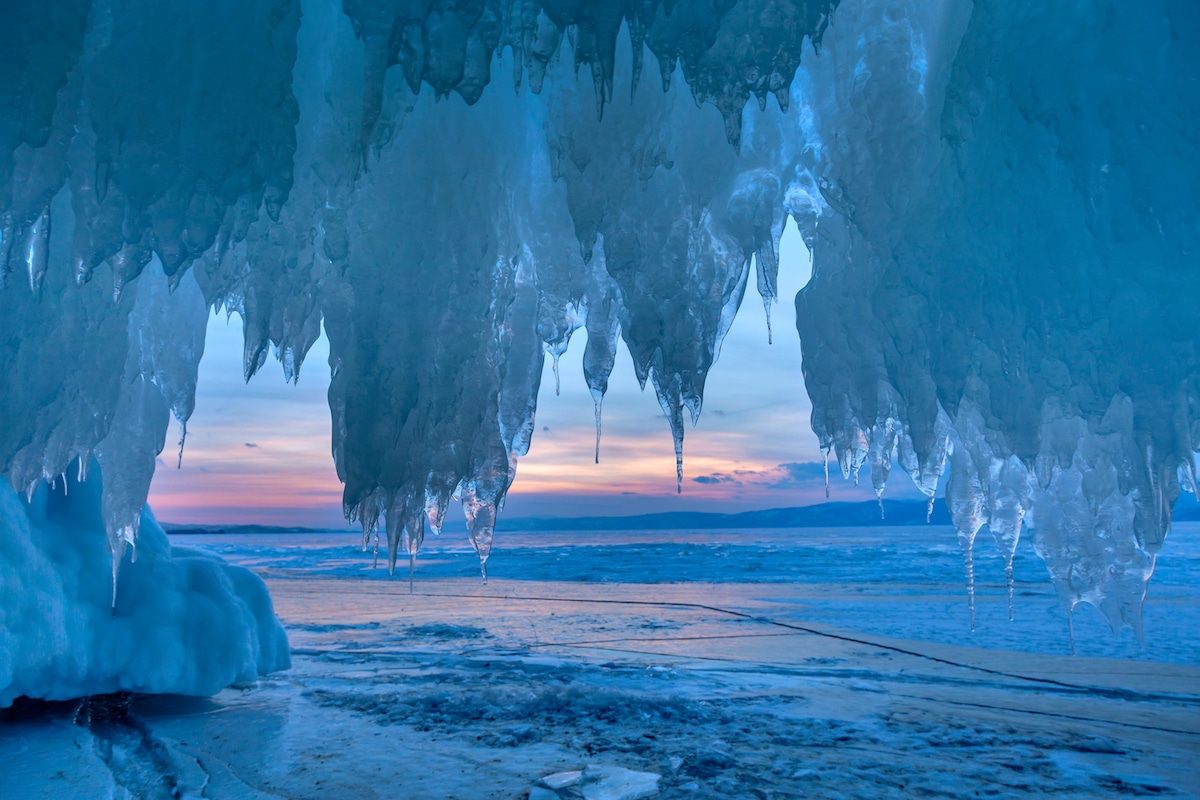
[
  {"xmin": 988, "ymin": 457, "xmax": 1032, "ymax": 621},
  {"xmin": 795, "ymin": 0, "xmax": 1199, "ymax": 638},
  {"xmin": 544, "ymin": 34, "xmax": 804, "ymax": 492},
  {"xmin": 72, "ymin": 0, "xmax": 300, "ymax": 295},
  {"xmin": 1, "ymin": 0, "xmax": 839, "ymax": 597},
  {"xmin": 1, "ymin": 182, "xmax": 208, "ymax": 602},
  {"xmin": 0, "ymin": 0, "xmax": 89, "ymax": 290},
  {"xmin": 95, "ymin": 264, "xmax": 208, "ymax": 602},
  {"xmin": 945, "ymin": 434, "xmax": 984, "ymax": 632},
  {"xmin": 581, "ymin": 244, "xmax": 623, "ymax": 465},
  {"xmin": 2, "ymin": 0, "xmax": 298, "ymax": 585}
]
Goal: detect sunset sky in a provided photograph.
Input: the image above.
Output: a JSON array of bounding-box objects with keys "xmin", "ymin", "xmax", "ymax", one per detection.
[{"xmin": 148, "ymin": 224, "xmax": 922, "ymax": 528}]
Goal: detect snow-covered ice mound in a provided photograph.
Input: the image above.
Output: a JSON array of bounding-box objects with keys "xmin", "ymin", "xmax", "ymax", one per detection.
[{"xmin": 0, "ymin": 471, "xmax": 289, "ymax": 707}]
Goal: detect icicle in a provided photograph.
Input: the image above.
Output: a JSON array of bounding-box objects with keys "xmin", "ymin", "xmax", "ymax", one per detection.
[
  {"xmin": 674, "ymin": 434, "xmax": 684, "ymax": 494},
  {"xmin": 26, "ymin": 210, "xmax": 50, "ymax": 292},
  {"xmin": 111, "ymin": 545, "xmax": 122, "ymax": 608},
  {"xmin": 107, "ymin": 524, "xmax": 137, "ymax": 609},
  {"xmin": 946, "ymin": 436, "xmax": 985, "ymax": 633},
  {"xmin": 359, "ymin": 501, "xmax": 381, "ymax": 553},
  {"xmin": 925, "ymin": 494, "xmax": 934, "ymax": 523},
  {"xmin": 593, "ymin": 393, "xmax": 603, "ymax": 464},
  {"xmin": 385, "ymin": 508, "xmax": 402, "ymax": 575},
  {"xmin": 426, "ymin": 490, "xmax": 449, "ymax": 536},
  {"xmin": 1068, "ymin": 605, "xmax": 1076, "ymax": 656},
  {"xmin": 176, "ymin": 420, "xmax": 187, "ymax": 469},
  {"xmin": 823, "ymin": 448, "xmax": 830, "ymax": 498},
  {"xmin": 877, "ymin": 490, "xmax": 885, "ymax": 519},
  {"xmin": 552, "ymin": 352, "xmax": 561, "ymax": 396},
  {"xmin": 1131, "ymin": 598, "xmax": 1147, "ymax": 648},
  {"xmin": 461, "ymin": 485, "xmax": 496, "ymax": 584},
  {"xmin": 962, "ymin": 536, "xmax": 976, "ymax": 632},
  {"xmin": 402, "ymin": 509, "xmax": 425, "ymax": 594},
  {"xmin": 764, "ymin": 296, "xmax": 773, "ymax": 345},
  {"xmin": 1005, "ymin": 560, "xmax": 1015, "ymax": 621}
]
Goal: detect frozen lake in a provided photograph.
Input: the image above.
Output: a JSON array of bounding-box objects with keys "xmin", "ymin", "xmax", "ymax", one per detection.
[
  {"xmin": 4, "ymin": 523, "xmax": 1199, "ymax": 799},
  {"xmin": 174, "ymin": 522, "xmax": 1200, "ymax": 663}
]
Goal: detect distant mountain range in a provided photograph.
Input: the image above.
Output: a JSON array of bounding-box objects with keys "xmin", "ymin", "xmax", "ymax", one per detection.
[
  {"xmin": 496, "ymin": 498, "xmax": 951, "ymax": 531},
  {"xmin": 163, "ymin": 523, "xmax": 331, "ymax": 535},
  {"xmin": 525, "ymin": 492, "xmax": 1200, "ymax": 532},
  {"xmin": 164, "ymin": 498, "xmax": 949, "ymax": 534},
  {"xmin": 162, "ymin": 491, "xmax": 1200, "ymax": 535}
]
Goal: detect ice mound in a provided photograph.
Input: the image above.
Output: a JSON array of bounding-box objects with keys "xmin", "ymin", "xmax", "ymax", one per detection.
[{"xmin": 0, "ymin": 469, "xmax": 289, "ymax": 708}]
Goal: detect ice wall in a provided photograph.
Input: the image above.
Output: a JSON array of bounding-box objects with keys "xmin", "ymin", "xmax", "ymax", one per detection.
[
  {"xmin": 796, "ymin": 0, "xmax": 1200, "ymax": 637},
  {"xmin": 0, "ymin": 0, "xmax": 1197, "ymax": 697}
]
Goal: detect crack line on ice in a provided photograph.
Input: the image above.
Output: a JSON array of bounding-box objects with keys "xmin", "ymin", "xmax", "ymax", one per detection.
[
  {"xmin": 889, "ymin": 693, "xmax": 1200, "ymax": 738},
  {"xmin": 282, "ymin": 587, "xmax": 1192, "ymax": 700}
]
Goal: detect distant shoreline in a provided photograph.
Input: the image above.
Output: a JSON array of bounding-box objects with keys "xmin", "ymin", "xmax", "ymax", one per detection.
[
  {"xmin": 164, "ymin": 498, "xmax": 951, "ymax": 535},
  {"xmin": 161, "ymin": 492, "xmax": 1200, "ymax": 535}
]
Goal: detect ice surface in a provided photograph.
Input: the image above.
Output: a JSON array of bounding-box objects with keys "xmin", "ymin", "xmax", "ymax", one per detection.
[
  {"xmin": 174, "ymin": 524, "xmax": 1200, "ymax": 662},
  {"xmin": 5, "ymin": 554, "xmax": 1182, "ymax": 799},
  {"xmin": 0, "ymin": 468, "xmax": 288, "ymax": 708},
  {"xmin": 0, "ymin": 0, "xmax": 1198, "ymax": 705}
]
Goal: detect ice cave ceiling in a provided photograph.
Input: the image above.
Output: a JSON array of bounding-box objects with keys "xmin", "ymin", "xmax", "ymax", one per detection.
[{"xmin": 1, "ymin": 0, "xmax": 1198, "ymax": 637}]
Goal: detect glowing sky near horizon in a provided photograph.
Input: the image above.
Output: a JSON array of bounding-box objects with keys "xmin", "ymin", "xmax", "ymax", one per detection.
[{"xmin": 148, "ymin": 223, "xmax": 919, "ymax": 527}]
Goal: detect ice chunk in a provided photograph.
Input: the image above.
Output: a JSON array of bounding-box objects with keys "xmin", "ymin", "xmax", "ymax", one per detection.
[
  {"xmin": 580, "ymin": 765, "xmax": 661, "ymax": 800},
  {"xmin": 0, "ymin": 468, "xmax": 288, "ymax": 708},
  {"xmin": 542, "ymin": 771, "xmax": 584, "ymax": 790}
]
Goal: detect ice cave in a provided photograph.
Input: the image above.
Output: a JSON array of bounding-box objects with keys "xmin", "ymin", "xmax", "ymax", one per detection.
[{"xmin": 2, "ymin": 0, "xmax": 1199, "ymax": 797}]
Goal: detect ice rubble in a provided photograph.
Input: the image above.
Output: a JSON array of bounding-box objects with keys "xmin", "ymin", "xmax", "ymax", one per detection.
[{"xmin": 0, "ymin": 0, "xmax": 1197, "ymax": 702}]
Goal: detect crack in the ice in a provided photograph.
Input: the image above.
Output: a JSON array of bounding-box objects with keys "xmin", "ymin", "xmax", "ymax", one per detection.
[
  {"xmin": 511, "ymin": 631, "xmax": 803, "ymax": 648},
  {"xmin": 890, "ymin": 692, "xmax": 1200, "ymax": 738},
  {"xmin": 186, "ymin": 751, "xmax": 289, "ymax": 800},
  {"xmin": 292, "ymin": 587, "xmax": 1200, "ymax": 706},
  {"xmin": 76, "ymin": 694, "xmax": 185, "ymax": 800}
]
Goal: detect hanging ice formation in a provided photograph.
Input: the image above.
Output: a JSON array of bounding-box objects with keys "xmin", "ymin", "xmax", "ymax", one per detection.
[{"xmin": 1, "ymin": 0, "xmax": 1197, "ymax": 652}]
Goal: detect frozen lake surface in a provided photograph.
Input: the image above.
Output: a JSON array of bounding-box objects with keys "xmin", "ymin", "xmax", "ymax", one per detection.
[
  {"xmin": 3, "ymin": 524, "xmax": 1199, "ymax": 798},
  {"xmin": 178, "ymin": 522, "xmax": 1200, "ymax": 662}
]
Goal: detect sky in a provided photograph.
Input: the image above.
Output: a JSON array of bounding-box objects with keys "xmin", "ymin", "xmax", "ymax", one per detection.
[{"xmin": 148, "ymin": 222, "xmax": 920, "ymax": 528}]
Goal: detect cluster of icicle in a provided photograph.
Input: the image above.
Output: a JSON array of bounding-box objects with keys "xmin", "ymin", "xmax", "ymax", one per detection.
[
  {"xmin": 1, "ymin": 0, "xmax": 1197, "ymax": 644},
  {"xmin": 795, "ymin": 0, "xmax": 1200, "ymax": 642},
  {"xmin": 0, "ymin": 0, "xmax": 834, "ymax": 589}
]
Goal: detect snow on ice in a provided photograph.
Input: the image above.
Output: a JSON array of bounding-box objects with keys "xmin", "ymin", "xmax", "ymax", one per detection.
[{"xmin": 0, "ymin": 469, "xmax": 288, "ymax": 708}]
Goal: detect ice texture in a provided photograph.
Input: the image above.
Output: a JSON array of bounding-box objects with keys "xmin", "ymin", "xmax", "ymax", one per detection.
[
  {"xmin": 795, "ymin": 0, "xmax": 1199, "ymax": 636},
  {"xmin": 0, "ymin": 468, "xmax": 289, "ymax": 709},
  {"xmin": 0, "ymin": 0, "xmax": 1197, "ymax": 705}
]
